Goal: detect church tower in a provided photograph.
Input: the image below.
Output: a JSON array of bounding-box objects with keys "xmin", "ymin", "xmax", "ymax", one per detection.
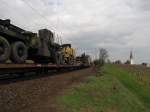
[{"xmin": 130, "ymin": 51, "xmax": 134, "ymax": 65}]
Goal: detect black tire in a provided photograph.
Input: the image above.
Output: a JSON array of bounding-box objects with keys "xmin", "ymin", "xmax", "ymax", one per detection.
[
  {"xmin": 11, "ymin": 41, "xmax": 28, "ymax": 63},
  {"xmin": 60, "ymin": 54, "xmax": 64, "ymax": 65},
  {"xmin": 67, "ymin": 57, "xmax": 72, "ymax": 65},
  {"xmin": 55, "ymin": 52, "xmax": 63, "ymax": 66},
  {"xmin": 70, "ymin": 57, "xmax": 75, "ymax": 65},
  {"xmin": 0, "ymin": 36, "xmax": 10, "ymax": 62}
]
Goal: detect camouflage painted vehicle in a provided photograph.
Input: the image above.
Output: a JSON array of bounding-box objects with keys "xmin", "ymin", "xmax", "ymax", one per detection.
[
  {"xmin": 76, "ymin": 53, "xmax": 91, "ymax": 67},
  {"xmin": 61, "ymin": 44, "xmax": 75, "ymax": 65},
  {"xmin": 0, "ymin": 19, "xmax": 62, "ymax": 64}
]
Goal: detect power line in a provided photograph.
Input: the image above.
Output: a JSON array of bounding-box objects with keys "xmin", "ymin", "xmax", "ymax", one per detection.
[
  {"xmin": 20, "ymin": 0, "xmax": 55, "ymax": 31},
  {"xmin": 20, "ymin": 0, "xmax": 49, "ymax": 22},
  {"xmin": 21, "ymin": 0, "xmax": 66, "ymax": 45},
  {"xmin": 20, "ymin": 0, "xmax": 65, "ymax": 43},
  {"xmin": 1, "ymin": 0, "xmax": 63, "ymax": 44},
  {"xmin": 0, "ymin": 0, "xmax": 46, "ymax": 31}
]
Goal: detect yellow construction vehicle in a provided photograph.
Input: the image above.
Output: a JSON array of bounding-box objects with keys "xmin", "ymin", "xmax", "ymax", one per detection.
[{"xmin": 61, "ymin": 44, "xmax": 75, "ymax": 64}]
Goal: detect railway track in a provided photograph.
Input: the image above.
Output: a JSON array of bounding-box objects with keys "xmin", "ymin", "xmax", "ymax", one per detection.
[
  {"xmin": 0, "ymin": 68, "xmax": 94, "ymax": 112},
  {"xmin": 0, "ymin": 64, "xmax": 89, "ymax": 80}
]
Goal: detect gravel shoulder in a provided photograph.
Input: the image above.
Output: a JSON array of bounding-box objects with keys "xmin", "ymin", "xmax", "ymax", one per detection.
[{"xmin": 0, "ymin": 68, "xmax": 95, "ymax": 112}]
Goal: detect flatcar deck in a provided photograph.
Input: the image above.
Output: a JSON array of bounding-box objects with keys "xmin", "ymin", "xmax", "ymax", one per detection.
[
  {"xmin": 0, "ymin": 64, "xmax": 81, "ymax": 69},
  {"xmin": 0, "ymin": 64, "xmax": 56, "ymax": 69},
  {"xmin": 0, "ymin": 63, "xmax": 83, "ymax": 76}
]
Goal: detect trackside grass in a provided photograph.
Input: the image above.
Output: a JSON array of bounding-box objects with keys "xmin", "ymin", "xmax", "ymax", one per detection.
[{"xmin": 58, "ymin": 65, "xmax": 150, "ymax": 112}]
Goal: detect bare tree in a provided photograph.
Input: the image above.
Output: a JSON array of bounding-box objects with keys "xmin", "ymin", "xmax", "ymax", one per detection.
[
  {"xmin": 99, "ymin": 48, "xmax": 108, "ymax": 66},
  {"xmin": 114, "ymin": 60, "xmax": 122, "ymax": 64}
]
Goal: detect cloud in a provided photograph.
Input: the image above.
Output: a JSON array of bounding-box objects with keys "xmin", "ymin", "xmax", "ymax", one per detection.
[{"xmin": 0, "ymin": 0, "xmax": 149, "ymax": 63}]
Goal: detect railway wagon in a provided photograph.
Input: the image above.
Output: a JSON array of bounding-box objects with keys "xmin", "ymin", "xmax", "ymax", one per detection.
[
  {"xmin": 0, "ymin": 19, "xmax": 74, "ymax": 65},
  {"xmin": 0, "ymin": 19, "xmax": 91, "ymax": 68},
  {"xmin": 76, "ymin": 53, "xmax": 92, "ymax": 67},
  {"xmin": 0, "ymin": 19, "xmax": 91, "ymax": 78}
]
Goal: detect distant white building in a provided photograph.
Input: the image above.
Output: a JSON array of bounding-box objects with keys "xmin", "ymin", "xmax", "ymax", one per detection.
[
  {"xmin": 147, "ymin": 64, "xmax": 150, "ymax": 67},
  {"xmin": 129, "ymin": 51, "xmax": 134, "ymax": 65},
  {"xmin": 141, "ymin": 63, "xmax": 150, "ymax": 67}
]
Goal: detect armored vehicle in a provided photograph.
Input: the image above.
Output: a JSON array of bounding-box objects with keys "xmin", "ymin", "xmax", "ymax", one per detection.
[{"xmin": 0, "ymin": 19, "xmax": 62, "ymax": 64}]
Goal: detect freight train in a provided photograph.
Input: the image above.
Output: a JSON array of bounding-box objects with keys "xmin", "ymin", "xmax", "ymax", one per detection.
[{"xmin": 0, "ymin": 19, "xmax": 91, "ymax": 67}]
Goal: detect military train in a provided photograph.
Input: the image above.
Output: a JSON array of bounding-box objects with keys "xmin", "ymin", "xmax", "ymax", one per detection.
[{"xmin": 0, "ymin": 19, "xmax": 91, "ymax": 67}]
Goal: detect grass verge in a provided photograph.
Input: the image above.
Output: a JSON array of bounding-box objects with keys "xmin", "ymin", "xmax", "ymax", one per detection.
[{"xmin": 57, "ymin": 65, "xmax": 150, "ymax": 112}]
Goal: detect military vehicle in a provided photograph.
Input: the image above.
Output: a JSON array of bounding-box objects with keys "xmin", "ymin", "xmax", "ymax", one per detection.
[
  {"xmin": 61, "ymin": 44, "xmax": 75, "ymax": 65},
  {"xmin": 76, "ymin": 53, "xmax": 91, "ymax": 67},
  {"xmin": 0, "ymin": 19, "xmax": 62, "ymax": 64}
]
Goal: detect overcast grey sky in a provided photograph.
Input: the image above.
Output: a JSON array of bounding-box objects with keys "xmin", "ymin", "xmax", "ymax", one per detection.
[{"xmin": 0, "ymin": 0, "xmax": 150, "ymax": 63}]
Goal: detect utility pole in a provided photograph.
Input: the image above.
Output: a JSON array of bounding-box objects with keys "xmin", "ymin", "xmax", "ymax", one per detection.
[{"xmin": 99, "ymin": 48, "xmax": 101, "ymax": 65}]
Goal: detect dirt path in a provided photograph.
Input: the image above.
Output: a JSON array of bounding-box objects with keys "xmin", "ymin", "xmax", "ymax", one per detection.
[{"xmin": 0, "ymin": 68, "xmax": 95, "ymax": 112}]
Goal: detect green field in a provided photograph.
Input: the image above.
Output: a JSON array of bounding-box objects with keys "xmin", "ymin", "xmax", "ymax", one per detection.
[{"xmin": 58, "ymin": 65, "xmax": 150, "ymax": 112}]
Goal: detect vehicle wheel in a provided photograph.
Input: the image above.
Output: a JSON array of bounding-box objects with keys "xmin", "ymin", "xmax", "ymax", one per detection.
[
  {"xmin": 60, "ymin": 54, "xmax": 64, "ymax": 65},
  {"xmin": 70, "ymin": 57, "xmax": 75, "ymax": 65},
  {"xmin": 11, "ymin": 41, "xmax": 28, "ymax": 63},
  {"xmin": 0, "ymin": 36, "xmax": 11, "ymax": 62},
  {"xmin": 55, "ymin": 52, "xmax": 62, "ymax": 66},
  {"xmin": 67, "ymin": 57, "xmax": 72, "ymax": 65}
]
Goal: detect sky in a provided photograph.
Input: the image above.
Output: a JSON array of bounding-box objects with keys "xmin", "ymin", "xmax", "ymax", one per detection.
[{"xmin": 0, "ymin": 0, "xmax": 150, "ymax": 63}]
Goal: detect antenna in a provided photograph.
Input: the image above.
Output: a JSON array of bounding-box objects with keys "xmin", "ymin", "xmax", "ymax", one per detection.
[{"xmin": 60, "ymin": 36, "xmax": 63, "ymax": 45}]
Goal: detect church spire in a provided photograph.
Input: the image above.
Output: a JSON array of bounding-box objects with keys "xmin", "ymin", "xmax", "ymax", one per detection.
[
  {"xmin": 130, "ymin": 51, "xmax": 134, "ymax": 65},
  {"xmin": 130, "ymin": 51, "xmax": 133, "ymax": 59}
]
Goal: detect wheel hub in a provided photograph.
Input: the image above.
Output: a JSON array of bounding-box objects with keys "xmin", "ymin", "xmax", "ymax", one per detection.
[
  {"xmin": 18, "ymin": 48, "xmax": 23, "ymax": 57},
  {"xmin": 0, "ymin": 47, "xmax": 4, "ymax": 54}
]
